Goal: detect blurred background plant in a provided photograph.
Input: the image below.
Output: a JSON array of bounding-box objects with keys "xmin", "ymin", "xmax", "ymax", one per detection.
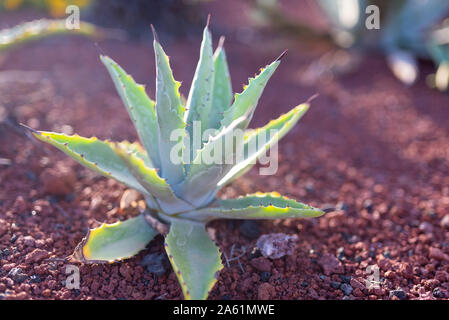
[
  {"xmin": 249, "ymin": 0, "xmax": 449, "ymax": 91},
  {"xmin": 1, "ymin": 0, "xmax": 207, "ymax": 41},
  {"xmin": 0, "ymin": 0, "xmax": 92, "ymax": 17}
]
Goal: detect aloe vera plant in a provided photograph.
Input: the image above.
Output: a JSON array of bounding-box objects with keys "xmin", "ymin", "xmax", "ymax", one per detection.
[{"xmin": 29, "ymin": 19, "xmax": 325, "ymax": 300}]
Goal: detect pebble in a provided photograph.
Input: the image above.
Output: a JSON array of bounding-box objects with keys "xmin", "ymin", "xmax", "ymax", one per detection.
[
  {"xmin": 250, "ymin": 257, "xmax": 272, "ymax": 272},
  {"xmin": 340, "ymin": 283, "xmax": 353, "ymax": 296},
  {"xmin": 389, "ymin": 289, "xmax": 406, "ymax": 300},
  {"xmin": 429, "ymin": 247, "xmax": 449, "ymax": 261},
  {"xmin": 24, "ymin": 249, "xmax": 48, "ymax": 263},
  {"xmin": 350, "ymin": 278, "xmax": 365, "ymax": 290},
  {"xmin": 119, "ymin": 189, "xmax": 142, "ymax": 214},
  {"xmin": 256, "ymin": 233, "xmax": 297, "ymax": 259},
  {"xmin": 419, "ymin": 222, "xmax": 433, "ymax": 234},
  {"xmin": 339, "ymin": 275, "xmax": 351, "ymax": 284},
  {"xmin": 239, "ymin": 221, "xmax": 260, "ymax": 240},
  {"xmin": 0, "ymin": 219, "xmax": 9, "ymax": 237},
  {"xmin": 257, "ymin": 283, "xmax": 276, "ymax": 300},
  {"xmin": 318, "ymin": 254, "xmax": 344, "ymax": 275},
  {"xmin": 331, "ymin": 281, "xmax": 341, "ymax": 289},
  {"xmin": 141, "ymin": 252, "xmax": 170, "ymax": 277},
  {"xmin": 39, "ymin": 162, "xmax": 76, "ymax": 196},
  {"xmin": 363, "ymin": 199, "xmax": 373, "ymax": 213},
  {"xmin": 260, "ymin": 271, "xmax": 271, "ymax": 282},
  {"xmin": 440, "ymin": 215, "xmax": 449, "ymax": 229},
  {"xmin": 7, "ymin": 268, "xmax": 28, "ymax": 284},
  {"xmin": 29, "ymin": 274, "xmax": 41, "ymax": 283},
  {"xmin": 432, "ymin": 287, "xmax": 445, "ymax": 299}
]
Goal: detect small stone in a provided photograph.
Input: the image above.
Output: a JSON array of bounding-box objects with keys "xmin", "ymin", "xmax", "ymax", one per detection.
[
  {"xmin": 440, "ymin": 215, "xmax": 449, "ymax": 229},
  {"xmin": 0, "ymin": 219, "xmax": 9, "ymax": 237},
  {"xmin": 419, "ymin": 222, "xmax": 433, "ymax": 234},
  {"xmin": 340, "ymin": 283, "xmax": 353, "ymax": 296},
  {"xmin": 339, "ymin": 275, "xmax": 351, "ymax": 284},
  {"xmin": 39, "ymin": 162, "xmax": 76, "ymax": 196},
  {"xmin": 336, "ymin": 247, "xmax": 345, "ymax": 260},
  {"xmin": 29, "ymin": 274, "xmax": 41, "ymax": 283},
  {"xmin": 256, "ymin": 233, "xmax": 297, "ymax": 259},
  {"xmin": 363, "ymin": 199, "xmax": 373, "ymax": 213},
  {"xmin": 399, "ymin": 263, "xmax": 413, "ymax": 279},
  {"xmin": 435, "ymin": 271, "xmax": 448, "ymax": 282},
  {"xmin": 301, "ymin": 281, "xmax": 309, "ymax": 288},
  {"xmin": 13, "ymin": 196, "xmax": 27, "ymax": 213},
  {"xmin": 250, "ymin": 257, "xmax": 272, "ymax": 272},
  {"xmin": 141, "ymin": 252, "xmax": 170, "ymax": 277},
  {"xmin": 10, "ymin": 234, "xmax": 18, "ymax": 243},
  {"xmin": 389, "ymin": 289, "xmax": 407, "ymax": 300},
  {"xmin": 7, "ymin": 268, "xmax": 27, "ymax": 284},
  {"xmin": 24, "ymin": 249, "xmax": 48, "ymax": 263},
  {"xmin": 350, "ymin": 278, "xmax": 365, "ymax": 290},
  {"xmin": 23, "ymin": 236, "xmax": 35, "ymax": 247},
  {"xmin": 318, "ymin": 254, "xmax": 344, "ymax": 275},
  {"xmin": 260, "ymin": 271, "xmax": 271, "ymax": 282},
  {"xmin": 429, "ymin": 247, "xmax": 449, "ymax": 261},
  {"xmin": 247, "ymin": 247, "xmax": 262, "ymax": 260},
  {"xmin": 331, "ymin": 281, "xmax": 341, "ymax": 289},
  {"xmin": 239, "ymin": 221, "xmax": 260, "ymax": 240},
  {"xmin": 257, "ymin": 283, "xmax": 276, "ymax": 300},
  {"xmin": 42, "ymin": 289, "xmax": 51, "ymax": 298},
  {"xmin": 119, "ymin": 189, "xmax": 142, "ymax": 214},
  {"xmin": 432, "ymin": 287, "xmax": 445, "ymax": 299}
]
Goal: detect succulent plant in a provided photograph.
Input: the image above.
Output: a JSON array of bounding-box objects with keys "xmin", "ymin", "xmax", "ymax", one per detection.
[{"xmin": 28, "ymin": 19, "xmax": 324, "ymax": 300}]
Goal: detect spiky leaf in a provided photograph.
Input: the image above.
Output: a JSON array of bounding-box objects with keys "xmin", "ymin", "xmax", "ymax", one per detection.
[
  {"xmin": 114, "ymin": 143, "xmax": 194, "ymax": 214},
  {"xmin": 72, "ymin": 214, "xmax": 157, "ymax": 263},
  {"xmin": 209, "ymin": 38, "xmax": 233, "ymax": 130},
  {"xmin": 218, "ymin": 103, "xmax": 309, "ymax": 187},
  {"xmin": 176, "ymin": 116, "xmax": 247, "ymax": 207},
  {"xmin": 153, "ymin": 37, "xmax": 186, "ymax": 185},
  {"xmin": 165, "ymin": 219, "xmax": 223, "ymax": 300},
  {"xmin": 185, "ymin": 22, "xmax": 215, "ymax": 157},
  {"xmin": 32, "ymin": 131, "xmax": 148, "ymax": 195},
  {"xmin": 220, "ymin": 56, "xmax": 281, "ymax": 129},
  {"xmin": 184, "ymin": 192, "xmax": 324, "ymax": 222},
  {"xmin": 101, "ymin": 55, "xmax": 161, "ymax": 169}
]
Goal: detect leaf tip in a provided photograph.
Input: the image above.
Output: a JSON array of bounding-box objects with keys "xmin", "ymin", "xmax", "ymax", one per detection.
[
  {"xmin": 19, "ymin": 123, "xmax": 38, "ymax": 134},
  {"xmin": 276, "ymin": 49, "xmax": 288, "ymax": 62},
  {"xmin": 150, "ymin": 24, "xmax": 159, "ymax": 43},
  {"xmin": 206, "ymin": 13, "xmax": 211, "ymax": 28}
]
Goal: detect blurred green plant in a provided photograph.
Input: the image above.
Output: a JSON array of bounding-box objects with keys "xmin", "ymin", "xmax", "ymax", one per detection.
[
  {"xmin": 0, "ymin": 0, "xmax": 91, "ymax": 17},
  {"xmin": 250, "ymin": 0, "xmax": 449, "ymax": 90},
  {"xmin": 27, "ymin": 19, "xmax": 325, "ymax": 300},
  {"xmin": 0, "ymin": 18, "xmax": 105, "ymax": 53}
]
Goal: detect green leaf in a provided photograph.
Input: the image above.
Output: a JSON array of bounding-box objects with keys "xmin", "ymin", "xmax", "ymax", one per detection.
[
  {"xmin": 220, "ymin": 56, "xmax": 281, "ymax": 129},
  {"xmin": 218, "ymin": 103, "xmax": 309, "ymax": 188},
  {"xmin": 184, "ymin": 192, "xmax": 324, "ymax": 222},
  {"xmin": 0, "ymin": 19, "xmax": 105, "ymax": 52},
  {"xmin": 176, "ymin": 116, "xmax": 247, "ymax": 207},
  {"xmin": 32, "ymin": 131, "xmax": 148, "ymax": 195},
  {"xmin": 153, "ymin": 34, "xmax": 186, "ymax": 185},
  {"xmin": 100, "ymin": 55, "xmax": 161, "ymax": 169},
  {"xmin": 113, "ymin": 143, "xmax": 194, "ymax": 215},
  {"xmin": 72, "ymin": 214, "xmax": 157, "ymax": 263},
  {"xmin": 185, "ymin": 21, "xmax": 215, "ymax": 158},
  {"xmin": 208, "ymin": 37, "xmax": 233, "ymax": 130},
  {"xmin": 165, "ymin": 219, "xmax": 223, "ymax": 300}
]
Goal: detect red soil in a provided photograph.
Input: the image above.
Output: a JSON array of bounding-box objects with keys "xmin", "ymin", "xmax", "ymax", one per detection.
[{"xmin": 0, "ymin": 2, "xmax": 448, "ymax": 300}]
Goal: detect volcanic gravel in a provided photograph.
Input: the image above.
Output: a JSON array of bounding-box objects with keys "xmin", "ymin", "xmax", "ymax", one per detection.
[{"xmin": 1, "ymin": 2, "xmax": 449, "ymax": 300}]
